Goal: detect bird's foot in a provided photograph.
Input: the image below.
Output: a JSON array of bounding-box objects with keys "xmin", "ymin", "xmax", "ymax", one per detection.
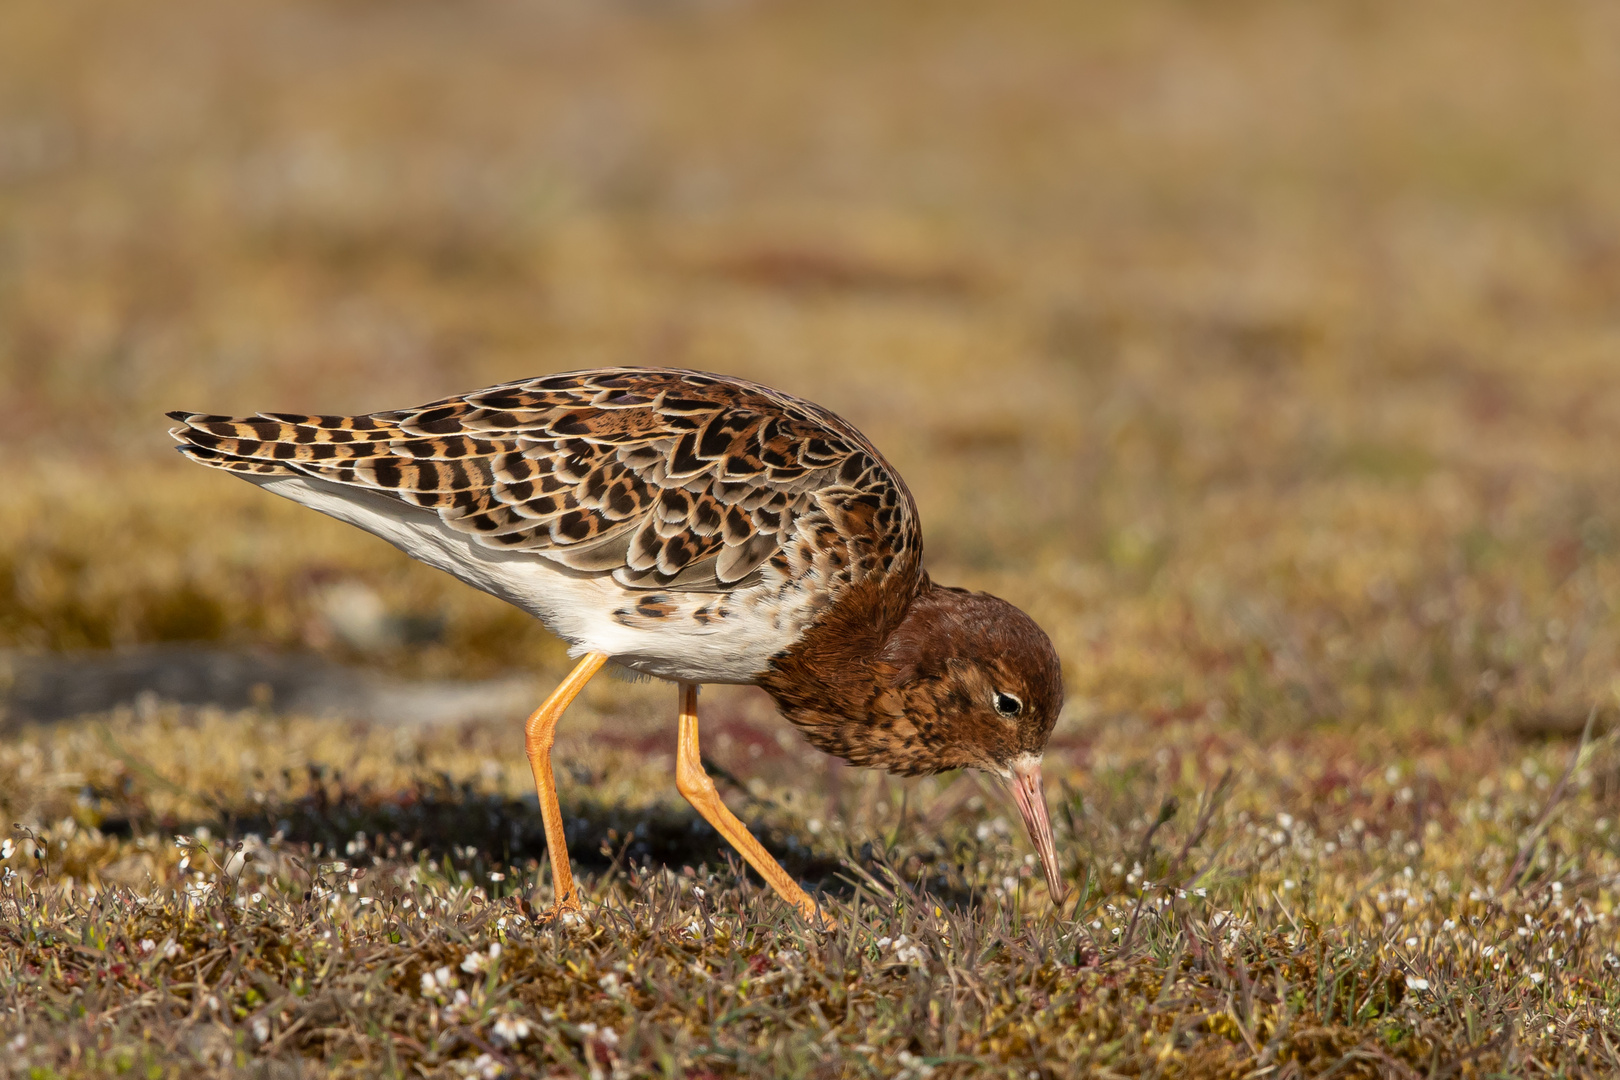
[
  {"xmin": 535, "ymin": 893, "xmax": 587, "ymax": 926},
  {"xmin": 800, "ymin": 899, "xmax": 837, "ymax": 931}
]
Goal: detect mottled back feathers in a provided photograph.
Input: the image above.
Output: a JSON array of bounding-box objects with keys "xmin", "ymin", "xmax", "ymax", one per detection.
[{"xmin": 168, "ymin": 368, "xmax": 921, "ymax": 597}]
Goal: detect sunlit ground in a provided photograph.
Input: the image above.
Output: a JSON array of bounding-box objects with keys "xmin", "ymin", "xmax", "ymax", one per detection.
[{"xmin": 5, "ymin": 0, "xmax": 1620, "ymax": 1075}]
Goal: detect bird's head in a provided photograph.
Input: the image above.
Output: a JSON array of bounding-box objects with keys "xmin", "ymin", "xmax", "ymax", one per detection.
[{"xmin": 872, "ymin": 585, "xmax": 1066, "ymax": 897}]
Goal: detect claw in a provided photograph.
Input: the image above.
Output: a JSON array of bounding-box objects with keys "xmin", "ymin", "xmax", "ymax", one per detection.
[{"xmin": 537, "ymin": 893, "xmax": 586, "ymax": 925}]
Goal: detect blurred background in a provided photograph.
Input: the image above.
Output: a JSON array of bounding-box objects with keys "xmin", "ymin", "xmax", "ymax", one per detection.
[{"xmin": 4, "ymin": 0, "xmax": 1620, "ymax": 744}]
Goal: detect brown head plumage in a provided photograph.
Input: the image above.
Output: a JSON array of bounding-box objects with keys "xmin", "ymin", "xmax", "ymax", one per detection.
[
  {"xmin": 760, "ymin": 576, "xmax": 1067, "ymax": 896},
  {"xmin": 761, "ymin": 578, "xmax": 1062, "ymax": 776}
]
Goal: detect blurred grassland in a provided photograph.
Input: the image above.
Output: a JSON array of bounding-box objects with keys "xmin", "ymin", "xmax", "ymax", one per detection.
[{"xmin": 6, "ymin": 0, "xmax": 1620, "ymax": 1075}]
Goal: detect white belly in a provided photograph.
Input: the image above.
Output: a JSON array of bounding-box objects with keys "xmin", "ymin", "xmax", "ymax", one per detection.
[{"xmin": 249, "ymin": 475, "xmax": 799, "ymax": 684}]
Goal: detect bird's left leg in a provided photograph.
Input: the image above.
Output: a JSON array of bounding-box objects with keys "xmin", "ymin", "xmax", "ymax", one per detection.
[
  {"xmin": 523, "ymin": 651, "xmax": 608, "ymax": 917},
  {"xmin": 673, "ymin": 681, "xmax": 830, "ymax": 925}
]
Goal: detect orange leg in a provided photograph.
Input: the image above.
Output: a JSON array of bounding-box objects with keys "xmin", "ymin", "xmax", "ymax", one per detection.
[
  {"xmin": 523, "ymin": 652, "xmax": 608, "ymax": 916},
  {"xmin": 673, "ymin": 682, "xmax": 830, "ymax": 926}
]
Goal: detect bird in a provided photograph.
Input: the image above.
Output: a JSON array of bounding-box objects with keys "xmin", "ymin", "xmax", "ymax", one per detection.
[{"xmin": 167, "ymin": 368, "xmax": 1065, "ymax": 922}]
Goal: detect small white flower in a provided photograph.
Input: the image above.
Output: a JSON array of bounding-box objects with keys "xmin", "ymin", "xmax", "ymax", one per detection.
[
  {"xmin": 1282, "ymin": 879, "xmax": 1295, "ymax": 891},
  {"xmin": 1441, "ymin": 920, "xmax": 1455, "ymax": 931},
  {"xmin": 1277, "ymin": 813, "xmax": 1294, "ymax": 829},
  {"xmin": 251, "ymin": 1017, "xmax": 270, "ymax": 1043},
  {"xmin": 599, "ymin": 972, "xmax": 623, "ymax": 997},
  {"xmin": 1482, "ymin": 945, "xmax": 1495, "ymax": 957},
  {"xmin": 693, "ymin": 886, "xmax": 705, "ymax": 899},
  {"xmin": 892, "ymin": 935, "xmax": 927, "ymax": 965},
  {"xmin": 162, "ymin": 940, "xmax": 179, "ymax": 959},
  {"xmin": 331, "ymin": 861, "xmax": 346, "ymax": 873},
  {"xmin": 488, "ymin": 872, "xmax": 505, "ymax": 882},
  {"xmin": 7, "ymin": 1034, "xmax": 25, "ymax": 1052},
  {"xmin": 1529, "ymin": 972, "xmax": 1545, "ymax": 984},
  {"xmin": 1405, "ymin": 976, "xmax": 1430, "ymax": 991},
  {"xmin": 178, "ymin": 857, "xmax": 190, "ymax": 872},
  {"xmin": 420, "ymin": 972, "xmax": 437, "ymax": 996},
  {"xmin": 1194, "ymin": 888, "xmax": 1207, "ymax": 898},
  {"xmin": 468, "ymin": 1051, "xmax": 505, "ymax": 1079},
  {"xmin": 453, "ymin": 989, "xmax": 470, "ymax": 1009},
  {"xmin": 434, "ymin": 965, "xmax": 453, "ymax": 988},
  {"xmin": 488, "ymin": 943, "xmax": 501, "ymax": 960},
  {"xmin": 896, "ymin": 1049, "xmax": 936, "ymax": 1077},
  {"xmin": 139, "ymin": 939, "xmax": 156, "ymax": 954},
  {"xmin": 0, "ymin": 839, "xmax": 14, "ymax": 860},
  {"xmin": 491, "ymin": 1015, "xmax": 531, "ymax": 1045},
  {"xmin": 1405, "ymin": 937, "xmax": 1418, "ymax": 948},
  {"xmin": 174, "ymin": 836, "xmax": 191, "ymax": 849}
]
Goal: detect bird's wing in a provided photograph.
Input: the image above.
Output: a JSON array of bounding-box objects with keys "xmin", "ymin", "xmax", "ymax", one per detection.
[{"xmin": 167, "ymin": 367, "xmax": 921, "ymax": 592}]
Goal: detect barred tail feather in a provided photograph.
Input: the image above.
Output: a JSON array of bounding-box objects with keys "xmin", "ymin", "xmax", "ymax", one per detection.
[{"xmin": 171, "ymin": 440, "xmax": 305, "ymax": 478}]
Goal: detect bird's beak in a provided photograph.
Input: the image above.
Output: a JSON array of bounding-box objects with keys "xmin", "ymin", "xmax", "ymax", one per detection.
[{"xmin": 1006, "ymin": 757, "xmax": 1065, "ymax": 901}]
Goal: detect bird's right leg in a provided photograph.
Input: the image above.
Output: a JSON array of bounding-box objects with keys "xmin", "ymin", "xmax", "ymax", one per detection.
[
  {"xmin": 673, "ymin": 681, "xmax": 830, "ymax": 926},
  {"xmin": 523, "ymin": 651, "xmax": 608, "ymax": 917}
]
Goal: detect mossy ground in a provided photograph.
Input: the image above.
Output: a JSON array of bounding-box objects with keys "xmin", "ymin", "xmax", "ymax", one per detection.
[
  {"xmin": 5, "ymin": 0, "xmax": 1620, "ymax": 1075},
  {"xmin": 5, "ymin": 704, "xmax": 1620, "ymax": 1077}
]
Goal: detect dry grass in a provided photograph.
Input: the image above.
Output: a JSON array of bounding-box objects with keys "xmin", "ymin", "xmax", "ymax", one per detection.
[
  {"xmin": 5, "ymin": 704, "xmax": 1620, "ymax": 1077},
  {"xmin": 5, "ymin": 0, "xmax": 1620, "ymax": 1075}
]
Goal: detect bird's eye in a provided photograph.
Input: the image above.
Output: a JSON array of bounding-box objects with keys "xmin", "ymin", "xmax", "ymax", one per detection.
[{"xmin": 992, "ymin": 691, "xmax": 1022, "ymax": 717}]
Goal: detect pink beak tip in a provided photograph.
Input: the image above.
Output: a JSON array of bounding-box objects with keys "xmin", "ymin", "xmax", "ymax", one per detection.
[{"xmin": 1007, "ymin": 759, "xmax": 1065, "ymax": 903}]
